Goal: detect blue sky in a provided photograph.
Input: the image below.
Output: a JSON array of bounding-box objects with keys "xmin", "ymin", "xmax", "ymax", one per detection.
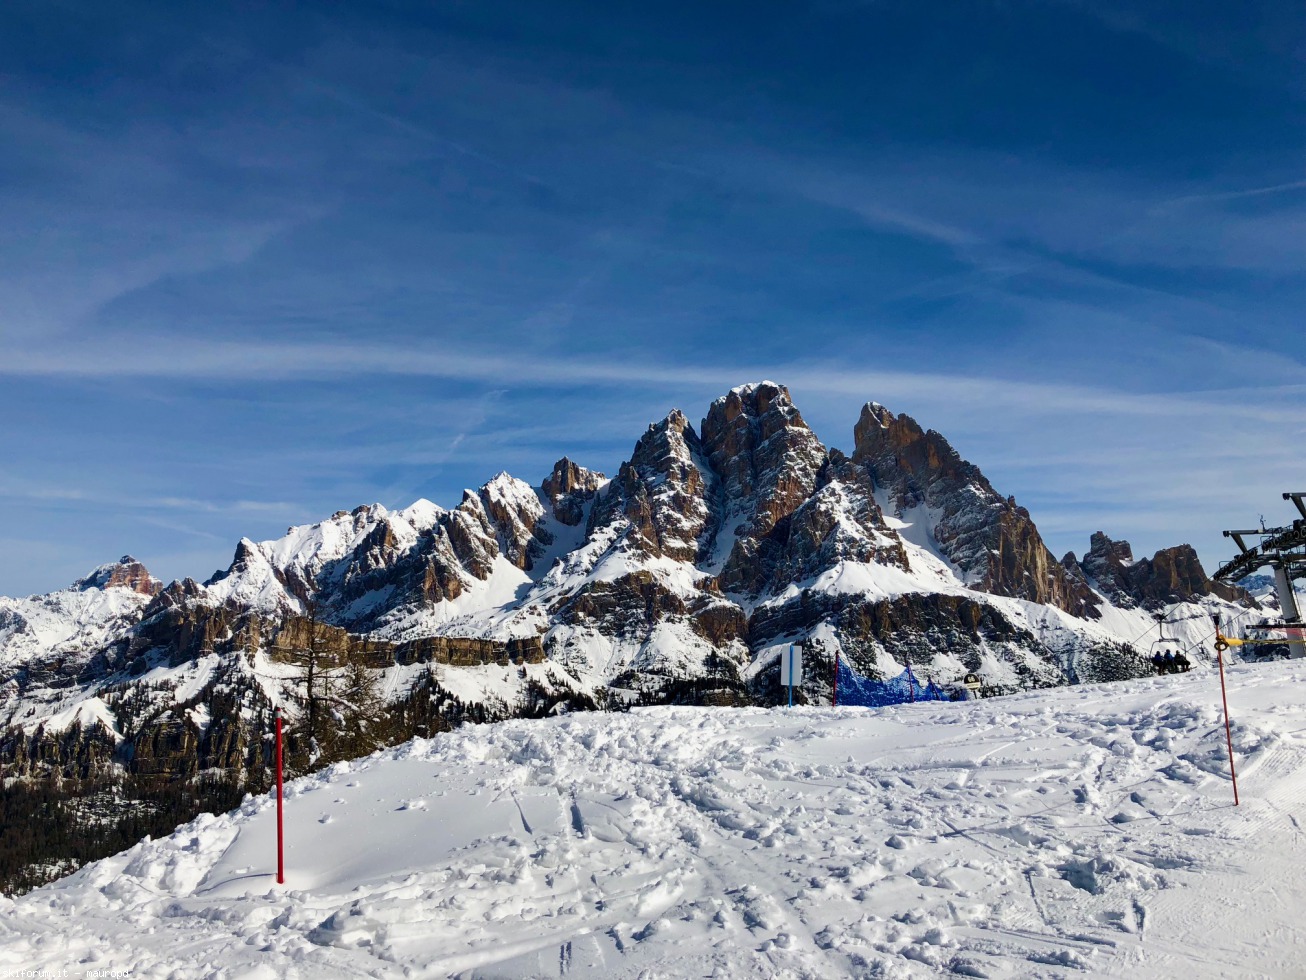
[{"xmin": 2, "ymin": 0, "xmax": 1303, "ymax": 596}]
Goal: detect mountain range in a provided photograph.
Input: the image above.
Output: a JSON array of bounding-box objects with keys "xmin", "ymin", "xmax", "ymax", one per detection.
[{"xmin": 0, "ymin": 381, "xmax": 1255, "ymax": 890}]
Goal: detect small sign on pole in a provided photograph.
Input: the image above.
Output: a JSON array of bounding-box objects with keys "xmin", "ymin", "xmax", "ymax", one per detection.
[{"xmin": 781, "ymin": 644, "xmax": 802, "ymax": 707}]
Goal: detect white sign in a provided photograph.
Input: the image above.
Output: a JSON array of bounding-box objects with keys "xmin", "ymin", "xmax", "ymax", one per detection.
[{"xmin": 780, "ymin": 645, "xmax": 803, "ymax": 687}]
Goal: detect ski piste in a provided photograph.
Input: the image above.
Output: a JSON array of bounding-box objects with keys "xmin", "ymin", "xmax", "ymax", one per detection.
[{"xmin": 4, "ymin": 660, "xmax": 1303, "ymax": 978}]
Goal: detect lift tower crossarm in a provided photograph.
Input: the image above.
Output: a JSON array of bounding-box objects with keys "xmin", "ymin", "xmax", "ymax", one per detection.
[
  {"xmin": 1223, "ymin": 529, "xmax": 1267, "ymax": 554},
  {"xmin": 1215, "ymin": 524, "xmax": 1306, "ymax": 583},
  {"xmin": 1285, "ymin": 492, "xmax": 1306, "ymax": 521}
]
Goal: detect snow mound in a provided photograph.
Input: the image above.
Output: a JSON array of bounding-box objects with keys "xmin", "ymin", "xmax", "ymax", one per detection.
[{"xmin": 6, "ymin": 662, "xmax": 1306, "ymax": 978}]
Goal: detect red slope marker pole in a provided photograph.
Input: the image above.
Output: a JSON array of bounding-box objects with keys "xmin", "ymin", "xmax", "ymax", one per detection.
[{"xmin": 275, "ymin": 706, "xmax": 286, "ymax": 882}]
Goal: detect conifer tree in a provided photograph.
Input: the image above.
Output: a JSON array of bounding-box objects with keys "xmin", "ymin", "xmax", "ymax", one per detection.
[{"xmin": 282, "ymin": 601, "xmax": 389, "ymax": 768}]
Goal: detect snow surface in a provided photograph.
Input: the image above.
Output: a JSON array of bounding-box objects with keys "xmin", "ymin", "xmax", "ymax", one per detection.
[{"xmin": 5, "ymin": 661, "xmax": 1305, "ymax": 979}]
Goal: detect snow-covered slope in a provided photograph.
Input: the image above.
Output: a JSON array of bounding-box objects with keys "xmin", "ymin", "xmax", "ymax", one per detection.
[{"xmin": 4, "ymin": 662, "xmax": 1303, "ymax": 979}]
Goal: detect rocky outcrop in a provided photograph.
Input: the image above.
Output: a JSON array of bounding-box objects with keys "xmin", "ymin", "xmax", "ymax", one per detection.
[
  {"xmin": 267, "ymin": 616, "xmax": 397, "ymax": 668},
  {"xmin": 701, "ymin": 382, "xmax": 826, "ymax": 542},
  {"xmin": 588, "ymin": 411, "xmax": 715, "ymax": 563},
  {"xmin": 1074, "ymin": 533, "xmax": 1250, "ymax": 609},
  {"xmin": 1078, "ymin": 532, "xmax": 1136, "ymax": 599},
  {"xmin": 542, "ymin": 458, "xmax": 605, "ymax": 526},
  {"xmin": 1136, "ymin": 545, "xmax": 1249, "ymax": 604},
  {"xmin": 266, "ymin": 615, "xmax": 545, "ymax": 669},
  {"xmin": 561, "ymin": 571, "xmax": 693, "ymax": 635},
  {"xmin": 129, "ymin": 600, "xmax": 264, "ymax": 667},
  {"xmin": 0, "ymin": 722, "xmax": 119, "ymax": 780},
  {"xmin": 477, "ymin": 474, "xmax": 552, "ymax": 571},
  {"xmin": 726, "ymin": 451, "xmax": 910, "ymax": 596},
  {"xmin": 128, "ymin": 717, "xmax": 203, "ymax": 779},
  {"xmin": 402, "ymin": 634, "xmax": 545, "ymax": 667},
  {"xmin": 852, "ymin": 403, "xmax": 1099, "ymax": 617},
  {"xmin": 700, "ymin": 383, "xmax": 856, "ymax": 596},
  {"xmin": 146, "ymin": 577, "xmax": 205, "ymax": 613}
]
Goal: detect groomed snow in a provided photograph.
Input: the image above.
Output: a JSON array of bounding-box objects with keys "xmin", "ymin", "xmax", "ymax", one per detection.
[{"xmin": 4, "ymin": 661, "xmax": 1304, "ymax": 979}]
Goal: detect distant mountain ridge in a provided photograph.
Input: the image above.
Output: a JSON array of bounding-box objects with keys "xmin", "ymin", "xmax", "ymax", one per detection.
[{"xmin": 0, "ymin": 381, "xmax": 1253, "ymax": 891}]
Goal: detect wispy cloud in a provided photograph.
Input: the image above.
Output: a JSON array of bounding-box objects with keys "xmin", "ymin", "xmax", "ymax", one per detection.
[
  {"xmin": 5, "ymin": 333, "xmax": 1302, "ymax": 427},
  {"xmin": 0, "ymin": 480, "xmax": 305, "ymax": 518},
  {"xmin": 1155, "ymin": 179, "xmax": 1306, "ymax": 211}
]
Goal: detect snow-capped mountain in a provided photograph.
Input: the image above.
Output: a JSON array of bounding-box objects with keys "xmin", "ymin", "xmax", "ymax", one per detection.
[
  {"xmin": 0, "ymin": 382, "xmax": 1256, "ymax": 890},
  {"xmin": 0, "ymin": 557, "xmax": 158, "ymax": 673},
  {"xmin": 1, "ymin": 381, "xmax": 1254, "ymax": 723}
]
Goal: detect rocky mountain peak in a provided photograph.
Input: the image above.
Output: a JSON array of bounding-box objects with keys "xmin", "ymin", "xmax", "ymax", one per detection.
[
  {"xmin": 1145, "ymin": 545, "xmax": 1247, "ymax": 605},
  {"xmin": 700, "ymin": 381, "xmax": 825, "ymax": 540},
  {"xmin": 73, "ymin": 556, "xmax": 161, "ymax": 597},
  {"xmin": 229, "ymin": 538, "xmax": 262, "ymax": 571},
  {"xmin": 588, "ymin": 409, "xmax": 715, "ymax": 562},
  {"xmin": 542, "ymin": 457, "xmax": 606, "ymax": 527},
  {"xmin": 629, "ymin": 410, "xmax": 701, "ymax": 475},
  {"xmin": 1079, "ymin": 532, "xmax": 1135, "ymax": 590},
  {"xmin": 476, "ymin": 473, "xmax": 550, "ymax": 570},
  {"xmin": 859, "ymin": 401, "xmax": 895, "ymax": 432},
  {"xmin": 853, "ymin": 401, "xmax": 1099, "ymax": 617},
  {"xmin": 852, "ymin": 404, "xmax": 972, "ymax": 500},
  {"xmin": 705, "ymin": 381, "xmax": 810, "ymax": 440}
]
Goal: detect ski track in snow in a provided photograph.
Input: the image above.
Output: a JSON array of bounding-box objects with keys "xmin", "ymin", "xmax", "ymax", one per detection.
[{"xmin": 5, "ymin": 662, "xmax": 1306, "ymax": 979}]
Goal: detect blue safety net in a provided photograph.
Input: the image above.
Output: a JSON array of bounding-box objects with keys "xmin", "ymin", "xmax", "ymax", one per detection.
[{"xmin": 836, "ymin": 657, "xmax": 948, "ymax": 708}]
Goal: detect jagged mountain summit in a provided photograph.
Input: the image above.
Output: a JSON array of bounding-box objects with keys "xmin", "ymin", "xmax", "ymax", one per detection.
[{"xmin": 0, "ymin": 381, "xmax": 1253, "ymax": 890}]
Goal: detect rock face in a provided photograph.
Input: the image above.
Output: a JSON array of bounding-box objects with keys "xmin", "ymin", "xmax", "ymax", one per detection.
[
  {"xmin": 1073, "ymin": 532, "xmax": 1248, "ymax": 609},
  {"xmin": 852, "ymin": 403, "xmax": 1100, "ymax": 617},
  {"xmin": 700, "ymin": 382, "xmax": 883, "ymax": 596},
  {"xmin": 589, "ymin": 410, "xmax": 715, "ymax": 563},
  {"xmin": 701, "ymin": 383, "xmax": 826, "ymax": 539},
  {"xmin": 729, "ymin": 449, "xmax": 910, "ymax": 597},
  {"xmin": 477, "ymin": 474, "xmax": 552, "ymax": 571},
  {"xmin": 1079, "ymin": 532, "xmax": 1135, "ymax": 589}
]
